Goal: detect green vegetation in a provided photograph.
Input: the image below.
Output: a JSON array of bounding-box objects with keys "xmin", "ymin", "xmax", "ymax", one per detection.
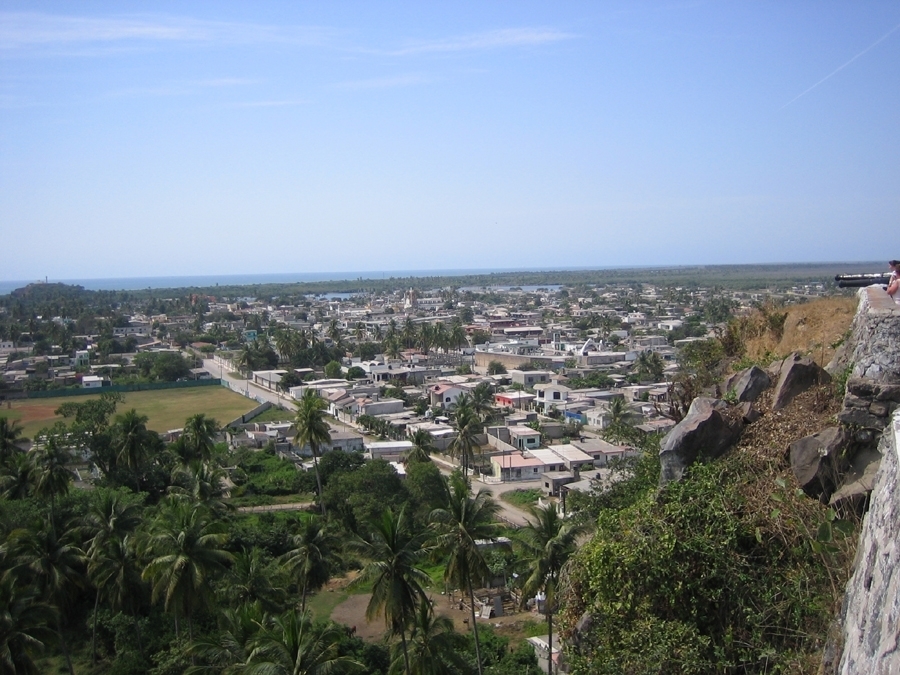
[
  {"xmin": 243, "ymin": 405, "xmax": 295, "ymax": 424},
  {"xmin": 561, "ymin": 449, "xmax": 856, "ymax": 674},
  {"xmin": 500, "ymin": 489, "xmax": 542, "ymax": 509},
  {"xmin": 230, "ymin": 447, "xmax": 316, "ymax": 498},
  {"xmin": 132, "ymin": 351, "xmax": 192, "ymax": 382}
]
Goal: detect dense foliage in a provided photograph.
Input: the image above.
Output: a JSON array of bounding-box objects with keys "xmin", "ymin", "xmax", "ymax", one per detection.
[{"xmin": 561, "ymin": 450, "xmax": 854, "ymax": 674}]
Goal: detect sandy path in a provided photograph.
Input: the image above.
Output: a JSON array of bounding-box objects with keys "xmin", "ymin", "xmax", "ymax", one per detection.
[{"xmin": 330, "ymin": 590, "xmax": 531, "ymax": 642}]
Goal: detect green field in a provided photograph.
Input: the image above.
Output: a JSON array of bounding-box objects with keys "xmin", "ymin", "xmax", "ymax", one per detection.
[
  {"xmin": 248, "ymin": 405, "xmax": 296, "ymax": 424},
  {"xmin": 2, "ymin": 386, "xmax": 256, "ymax": 438}
]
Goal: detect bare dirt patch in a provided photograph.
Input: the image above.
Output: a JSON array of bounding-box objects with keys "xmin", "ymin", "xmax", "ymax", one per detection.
[{"xmin": 329, "ymin": 584, "xmax": 539, "ymax": 645}]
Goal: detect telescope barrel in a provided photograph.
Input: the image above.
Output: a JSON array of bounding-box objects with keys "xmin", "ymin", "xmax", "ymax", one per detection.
[{"xmin": 835, "ymin": 272, "xmax": 892, "ymax": 288}]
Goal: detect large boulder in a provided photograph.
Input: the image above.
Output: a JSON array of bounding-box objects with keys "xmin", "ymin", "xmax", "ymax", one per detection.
[
  {"xmin": 788, "ymin": 427, "xmax": 848, "ymax": 500},
  {"xmin": 829, "ymin": 447, "xmax": 882, "ymax": 514},
  {"xmin": 659, "ymin": 399, "xmax": 740, "ymax": 486},
  {"xmin": 725, "ymin": 366, "xmax": 771, "ymax": 403},
  {"xmin": 772, "ymin": 352, "xmax": 831, "ymax": 410}
]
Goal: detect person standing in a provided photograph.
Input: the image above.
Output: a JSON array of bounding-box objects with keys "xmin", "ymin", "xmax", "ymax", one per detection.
[{"xmin": 887, "ymin": 261, "xmax": 900, "ymax": 304}]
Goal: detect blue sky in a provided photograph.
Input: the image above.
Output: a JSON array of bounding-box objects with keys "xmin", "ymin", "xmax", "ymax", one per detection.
[{"xmin": 1, "ymin": 2, "xmax": 898, "ymax": 282}]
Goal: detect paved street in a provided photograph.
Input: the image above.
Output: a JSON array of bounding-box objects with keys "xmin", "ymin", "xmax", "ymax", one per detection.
[{"xmin": 202, "ymin": 356, "xmax": 536, "ymax": 527}]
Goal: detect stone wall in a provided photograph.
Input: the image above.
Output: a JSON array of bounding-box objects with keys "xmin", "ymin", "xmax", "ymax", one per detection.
[
  {"xmin": 833, "ymin": 412, "xmax": 900, "ymax": 674},
  {"xmin": 827, "ymin": 287, "xmax": 900, "ymax": 673},
  {"xmin": 829, "ymin": 286, "xmax": 900, "ymax": 385}
]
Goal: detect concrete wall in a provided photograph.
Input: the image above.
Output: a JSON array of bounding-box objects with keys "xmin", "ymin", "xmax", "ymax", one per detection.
[{"xmin": 225, "ymin": 401, "xmax": 273, "ymax": 428}]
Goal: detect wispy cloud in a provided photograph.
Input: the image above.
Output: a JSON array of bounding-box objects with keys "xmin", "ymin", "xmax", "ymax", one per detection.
[
  {"xmin": 229, "ymin": 99, "xmax": 306, "ymax": 108},
  {"xmin": 197, "ymin": 77, "xmax": 257, "ymax": 87},
  {"xmin": 108, "ymin": 77, "xmax": 256, "ymax": 98},
  {"xmin": 331, "ymin": 73, "xmax": 431, "ymax": 91},
  {"xmin": 384, "ymin": 27, "xmax": 575, "ymax": 56},
  {"xmin": 781, "ymin": 21, "xmax": 900, "ymax": 109},
  {"xmin": 0, "ymin": 12, "xmax": 337, "ymax": 53}
]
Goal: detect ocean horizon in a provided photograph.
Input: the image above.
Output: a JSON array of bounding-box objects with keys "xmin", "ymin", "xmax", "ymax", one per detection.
[
  {"xmin": 0, "ymin": 261, "xmax": 873, "ymax": 297},
  {"xmin": 0, "ymin": 266, "xmax": 617, "ymax": 296}
]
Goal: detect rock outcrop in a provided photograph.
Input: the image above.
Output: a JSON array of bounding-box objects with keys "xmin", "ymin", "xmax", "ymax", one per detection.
[
  {"xmin": 658, "ymin": 397, "xmax": 740, "ymax": 486},
  {"xmin": 772, "ymin": 352, "xmax": 831, "ymax": 410},
  {"xmin": 725, "ymin": 365, "xmax": 770, "ymax": 403},
  {"xmin": 788, "ymin": 427, "xmax": 847, "ymax": 500}
]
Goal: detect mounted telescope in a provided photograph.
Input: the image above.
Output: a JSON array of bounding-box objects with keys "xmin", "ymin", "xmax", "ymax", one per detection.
[{"xmin": 834, "ymin": 273, "xmax": 892, "ymax": 288}]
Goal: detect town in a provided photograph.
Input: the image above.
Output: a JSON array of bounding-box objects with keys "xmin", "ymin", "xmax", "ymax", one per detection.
[
  {"xmin": 1, "ymin": 275, "xmax": 837, "ymax": 481},
  {"xmin": 0, "ymin": 271, "xmax": 863, "ymax": 674}
]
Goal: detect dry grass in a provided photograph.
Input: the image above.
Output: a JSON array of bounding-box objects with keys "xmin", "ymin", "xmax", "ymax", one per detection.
[
  {"xmin": 740, "ymin": 296, "xmax": 856, "ymax": 367},
  {"xmin": 2, "ymin": 386, "xmax": 255, "ymax": 438}
]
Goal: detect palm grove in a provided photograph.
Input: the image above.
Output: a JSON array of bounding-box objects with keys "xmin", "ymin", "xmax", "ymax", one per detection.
[{"xmin": 0, "ymin": 391, "xmax": 584, "ymax": 675}]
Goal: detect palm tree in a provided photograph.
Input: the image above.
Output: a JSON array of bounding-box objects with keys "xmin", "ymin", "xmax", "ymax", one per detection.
[
  {"xmin": 113, "ymin": 409, "xmax": 152, "ymax": 492},
  {"xmin": 635, "ymin": 350, "xmax": 665, "ymax": 382},
  {"xmin": 142, "ymin": 500, "xmax": 233, "ymax": 640},
  {"xmin": 0, "ymin": 416, "xmax": 25, "ymax": 465},
  {"xmin": 449, "ymin": 323, "xmax": 467, "ymax": 353},
  {"xmin": 169, "ymin": 462, "xmax": 232, "ymax": 517},
  {"xmin": 432, "ymin": 322, "xmax": 448, "ymax": 354},
  {"xmin": 221, "ymin": 548, "xmax": 285, "ymax": 614},
  {"xmin": 180, "ymin": 414, "xmax": 219, "ymax": 467},
  {"xmin": 274, "ymin": 329, "xmax": 296, "ymax": 364},
  {"xmin": 82, "ymin": 491, "xmax": 144, "ymax": 662},
  {"xmin": 297, "ymin": 328, "xmax": 311, "ymax": 351},
  {"xmin": 6, "ymin": 523, "xmax": 86, "ymax": 675},
  {"xmin": 402, "ymin": 317, "xmax": 416, "ymax": 349},
  {"xmin": 602, "ymin": 396, "xmax": 636, "ymax": 444},
  {"xmin": 429, "ymin": 472, "xmax": 500, "ymax": 675},
  {"xmin": 87, "ymin": 533, "xmax": 146, "ymax": 662},
  {"xmin": 470, "ymin": 383, "xmax": 495, "ymax": 425},
  {"xmin": 0, "ymin": 452, "xmax": 34, "ymax": 500},
  {"xmin": 417, "ymin": 323, "xmax": 434, "ymax": 355},
  {"xmin": 279, "ymin": 517, "xmax": 340, "ymax": 614},
  {"xmin": 245, "ymin": 610, "xmax": 363, "ymax": 675},
  {"xmin": 385, "ymin": 337, "xmax": 401, "ymax": 360},
  {"xmin": 0, "ymin": 575, "xmax": 56, "ymax": 675},
  {"xmin": 351, "ymin": 507, "xmax": 431, "ymax": 675},
  {"xmin": 294, "ymin": 390, "xmax": 332, "ymax": 517},
  {"xmin": 448, "ymin": 397, "xmax": 481, "ymax": 475},
  {"xmin": 514, "ymin": 503, "xmax": 588, "ymax": 675},
  {"xmin": 606, "ymin": 396, "xmax": 629, "ymax": 427},
  {"xmin": 235, "ymin": 344, "xmax": 254, "ymax": 376},
  {"xmin": 186, "ymin": 601, "xmax": 266, "ymax": 674},
  {"xmin": 327, "ymin": 318, "xmax": 342, "ymax": 345},
  {"xmin": 388, "ymin": 597, "xmax": 467, "ymax": 675},
  {"xmin": 30, "ymin": 426, "xmax": 75, "ymax": 531},
  {"xmin": 404, "ymin": 429, "xmax": 435, "ymax": 464},
  {"xmin": 449, "ymin": 393, "xmax": 475, "ymax": 424}
]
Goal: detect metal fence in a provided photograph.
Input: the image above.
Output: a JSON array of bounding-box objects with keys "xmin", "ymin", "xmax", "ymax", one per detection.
[{"xmin": 26, "ymin": 378, "xmax": 222, "ymax": 399}]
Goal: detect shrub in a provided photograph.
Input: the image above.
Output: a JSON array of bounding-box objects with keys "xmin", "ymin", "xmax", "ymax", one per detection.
[{"xmin": 561, "ymin": 451, "xmax": 854, "ymax": 673}]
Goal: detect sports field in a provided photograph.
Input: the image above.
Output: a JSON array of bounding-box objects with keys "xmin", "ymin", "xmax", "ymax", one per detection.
[{"xmin": 1, "ymin": 386, "xmax": 256, "ymax": 438}]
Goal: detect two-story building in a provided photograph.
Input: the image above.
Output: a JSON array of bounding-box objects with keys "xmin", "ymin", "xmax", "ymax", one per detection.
[{"xmin": 533, "ymin": 383, "xmax": 571, "ymax": 413}]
